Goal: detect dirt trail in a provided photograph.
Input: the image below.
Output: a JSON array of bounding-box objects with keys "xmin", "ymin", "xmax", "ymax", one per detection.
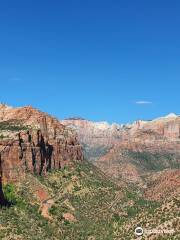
[
  {"xmin": 39, "ymin": 197, "xmax": 54, "ymax": 220},
  {"xmin": 38, "ymin": 190, "xmax": 63, "ymax": 220},
  {"xmin": 35, "ymin": 187, "xmax": 55, "ymax": 220}
]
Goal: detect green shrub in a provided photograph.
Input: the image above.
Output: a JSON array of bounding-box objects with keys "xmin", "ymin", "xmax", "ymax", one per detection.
[
  {"xmin": 126, "ymin": 206, "xmax": 139, "ymax": 217},
  {"xmin": 0, "ymin": 121, "xmax": 29, "ymax": 132},
  {"xmin": 3, "ymin": 183, "xmax": 17, "ymax": 204},
  {"xmin": 0, "ymin": 134, "xmax": 5, "ymax": 139}
]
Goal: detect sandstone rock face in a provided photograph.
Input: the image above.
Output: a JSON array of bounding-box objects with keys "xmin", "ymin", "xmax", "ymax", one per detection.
[
  {"xmin": 63, "ymin": 113, "xmax": 180, "ymax": 141},
  {"xmin": 61, "ymin": 119, "xmax": 123, "ymax": 146},
  {"xmin": 0, "ymin": 104, "xmax": 83, "ymax": 186},
  {"xmin": 62, "ymin": 114, "xmax": 180, "ymax": 184},
  {"xmin": 62, "ymin": 114, "xmax": 180, "ymax": 156}
]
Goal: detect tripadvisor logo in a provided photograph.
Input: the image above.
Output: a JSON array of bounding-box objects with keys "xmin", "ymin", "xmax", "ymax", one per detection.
[{"xmin": 135, "ymin": 227, "xmax": 144, "ymax": 236}]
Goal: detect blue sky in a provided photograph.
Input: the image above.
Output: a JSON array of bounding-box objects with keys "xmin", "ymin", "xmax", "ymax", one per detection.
[{"xmin": 0, "ymin": 0, "xmax": 179, "ymax": 123}]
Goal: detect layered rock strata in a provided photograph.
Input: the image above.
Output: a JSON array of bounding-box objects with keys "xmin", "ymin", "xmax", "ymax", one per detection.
[{"xmin": 0, "ymin": 104, "xmax": 83, "ymax": 204}]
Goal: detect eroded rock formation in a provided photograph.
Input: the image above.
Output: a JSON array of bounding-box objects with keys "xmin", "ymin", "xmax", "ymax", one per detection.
[
  {"xmin": 62, "ymin": 114, "xmax": 180, "ymax": 184},
  {"xmin": 0, "ymin": 104, "xmax": 83, "ymax": 204}
]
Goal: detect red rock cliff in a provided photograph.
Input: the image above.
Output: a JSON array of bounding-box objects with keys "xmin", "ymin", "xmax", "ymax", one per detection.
[{"xmin": 0, "ymin": 104, "xmax": 83, "ymax": 204}]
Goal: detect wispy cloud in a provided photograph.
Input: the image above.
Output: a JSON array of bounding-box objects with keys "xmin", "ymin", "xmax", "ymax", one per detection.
[{"xmin": 135, "ymin": 101, "xmax": 152, "ymax": 105}]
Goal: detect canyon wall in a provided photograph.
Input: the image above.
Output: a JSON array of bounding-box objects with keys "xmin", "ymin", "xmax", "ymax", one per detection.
[
  {"xmin": 62, "ymin": 114, "xmax": 180, "ymax": 184},
  {"xmin": 0, "ymin": 104, "xmax": 83, "ymax": 204}
]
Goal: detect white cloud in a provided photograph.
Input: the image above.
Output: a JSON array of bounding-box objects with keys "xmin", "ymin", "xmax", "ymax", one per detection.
[{"xmin": 135, "ymin": 101, "xmax": 152, "ymax": 105}]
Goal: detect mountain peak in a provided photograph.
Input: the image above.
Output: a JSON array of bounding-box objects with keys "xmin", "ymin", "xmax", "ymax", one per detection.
[
  {"xmin": 0, "ymin": 103, "xmax": 12, "ymax": 108},
  {"xmin": 165, "ymin": 113, "xmax": 177, "ymax": 118},
  {"xmin": 154, "ymin": 113, "xmax": 178, "ymax": 122}
]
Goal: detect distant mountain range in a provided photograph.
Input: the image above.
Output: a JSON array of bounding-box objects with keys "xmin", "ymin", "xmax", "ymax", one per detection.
[
  {"xmin": 0, "ymin": 104, "xmax": 179, "ymax": 239},
  {"xmin": 62, "ymin": 113, "xmax": 180, "ymax": 186}
]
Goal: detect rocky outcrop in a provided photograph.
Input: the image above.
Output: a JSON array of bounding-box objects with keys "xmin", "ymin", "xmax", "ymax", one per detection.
[
  {"xmin": 0, "ymin": 104, "xmax": 83, "ymax": 204},
  {"xmin": 0, "ymin": 129, "xmax": 83, "ymax": 183},
  {"xmin": 61, "ymin": 119, "xmax": 123, "ymax": 162},
  {"xmin": 61, "ymin": 119, "xmax": 123, "ymax": 146},
  {"xmin": 62, "ymin": 114, "xmax": 180, "ymax": 184},
  {"xmin": 62, "ymin": 113, "xmax": 180, "ymax": 144}
]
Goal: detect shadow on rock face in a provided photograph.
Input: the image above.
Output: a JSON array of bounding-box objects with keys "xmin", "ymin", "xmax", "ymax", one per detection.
[{"xmin": 0, "ymin": 177, "xmax": 11, "ymax": 207}]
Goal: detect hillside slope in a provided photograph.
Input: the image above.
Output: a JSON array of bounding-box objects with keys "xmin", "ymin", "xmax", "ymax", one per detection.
[
  {"xmin": 1, "ymin": 161, "xmax": 179, "ymax": 240},
  {"xmin": 0, "ymin": 105, "xmax": 179, "ymax": 239},
  {"xmin": 0, "ymin": 104, "xmax": 83, "ymax": 204}
]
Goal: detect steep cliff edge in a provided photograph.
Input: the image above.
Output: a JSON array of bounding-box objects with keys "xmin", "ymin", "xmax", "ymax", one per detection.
[{"xmin": 0, "ymin": 104, "xmax": 83, "ymax": 204}]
